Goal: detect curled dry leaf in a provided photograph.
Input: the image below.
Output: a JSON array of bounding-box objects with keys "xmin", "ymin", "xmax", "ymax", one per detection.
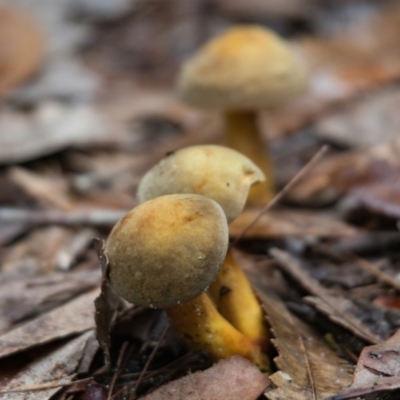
[
  {"xmin": 0, "ymin": 289, "xmax": 98, "ymax": 360},
  {"xmin": 270, "ymin": 248, "xmax": 382, "ymax": 344},
  {"xmin": 0, "ymin": 6, "xmax": 44, "ymax": 97},
  {"xmin": 286, "ymin": 139, "xmax": 400, "ymax": 205},
  {"xmin": 0, "ymin": 330, "xmax": 95, "ymax": 400},
  {"xmin": 316, "ymin": 87, "xmax": 400, "ymax": 148},
  {"xmin": 229, "ymin": 208, "xmax": 356, "ymax": 239},
  {"xmin": 260, "ymin": 291, "xmax": 353, "ymax": 400},
  {"xmin": 141, "ymin": 356, "xmax": 270, "ymax": 400},
  {"xmin": 93, "ymin": 238, "xmax": 123, "ymax": 368},
  {"xmin": 0, "ymin": 269, "xmax": 100, "ymax": 334},
  {"xmin": 326, "ymin": 329, "xmax": 400, "ymax": 400},
  {"xmin": 343, "ymin": 181, "xmax": 400, "ymax": 220},
  {"xmin": 0, "ymin": 227, "xmax": 93, "ymax": 281}
]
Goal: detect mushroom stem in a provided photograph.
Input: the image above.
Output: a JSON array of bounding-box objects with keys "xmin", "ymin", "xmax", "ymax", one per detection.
[
  {"xmin": 208, "ymin": 247, "xmax": 269, "ymax": 350},
  {"xmin": 165, "ymin": 292, "xmax": 270, "ymax": 371},
  {"xmin": 224, "ymin": 110, "xmax": 274, "ymax": 205}
]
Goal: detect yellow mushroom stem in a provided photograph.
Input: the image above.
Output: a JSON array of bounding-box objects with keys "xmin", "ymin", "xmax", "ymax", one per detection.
[
  {"xmin": 225, "ymin": 110, "xmax": 274, "ymax": 205},
  {"xmin": 208, "ymin": 247, "xmax": 269, "ymax": 350},
  {"xmin": 166, "ymin": 292, "xmax": 270, "ymax": 372}
]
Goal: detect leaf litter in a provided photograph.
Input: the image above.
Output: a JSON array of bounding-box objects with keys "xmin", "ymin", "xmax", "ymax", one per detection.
[{"xmin": 1, "ymin": 1, "xmax": 400, "ymax": 399}]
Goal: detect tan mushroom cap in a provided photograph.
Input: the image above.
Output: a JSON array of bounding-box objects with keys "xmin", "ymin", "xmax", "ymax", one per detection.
[
  {"xmin": 178, "ymin": 25, "xmax": 308, "ymax": 110},
  {"xmin": 137, "ymin": 145, "xmax": 265, "ymax": 223},
  {"xmin": 105, "ymin": 194, "xmax": 229, "ymax": 309}
]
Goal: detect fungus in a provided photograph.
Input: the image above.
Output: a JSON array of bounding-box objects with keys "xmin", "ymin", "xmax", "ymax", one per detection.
[
  {"xmin": 105, "ymin": 193, "xmax": 269, "ymax": 369},
  {"xmin": 0, "ymin": 6, "xmax": 43, "ymax": 97},
  {"xmin": 177, "ymin": 25, "xmax": 308, "ymax": 205},
  {"xmin": 138, "ymin": 145, "xmax": 269, "ymax": 350}
]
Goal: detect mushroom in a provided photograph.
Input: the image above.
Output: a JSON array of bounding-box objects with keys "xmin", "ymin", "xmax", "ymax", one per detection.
[
  {"xmin": 137, "ymin": 145, "xmax": 265, "ymax": 223},
  {"xmin": 0, "ymin": 6, "xmax": 44, "ymax": 97},
  {"xmin": 138, "ymin": 145, "xmax": 269, "ymax": 348},
  {"xmin": 105, "ymin": 193, "xmax": 269, "ymax": 369},
  {"xmin": 177, "ymin": 25, "xmax": 308, "ymax": 205}
]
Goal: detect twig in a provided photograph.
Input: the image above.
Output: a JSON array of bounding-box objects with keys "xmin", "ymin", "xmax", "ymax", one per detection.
[
  {"xmin": 119, "ymin": 327, "xmax": 168, "ymax": 400},
  {"xmin": 346, "ymin": 253, "xmax": 400, "ymax": 291},
  {"xmin": 0, "ymin": 208, "xmax": 127, "ymax": 227},
  {"xmin": 234, "ymin": 145, "xmax": 329, "ymax": 244},
  {"xmin": 107, "ymin": 341, "xmax": 129, "ymax": 400},
  {"xmin": 0, "ymin": 377, "xmax": 93, "ymax": 394}
]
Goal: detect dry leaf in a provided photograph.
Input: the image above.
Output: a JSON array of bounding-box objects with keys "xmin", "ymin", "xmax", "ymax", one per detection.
[
  {"xmin": 287, "ymin": 139, "xmax": 400, "ymax": 204},
  {"xmin": 0, "ymin": 330, "xmax": 95, "ymax": 400},
  {"xmin": 0, "ymin": 289, "xmax": 98, "ymax": 359},
  {"xmin": 141, "ymin": 356, "xmax": 270, "ymax": 400},
  {"xmin": 93, "ymin": 238, "xmax": 123, "ymax": 368},
  {"xmin": 0, "ymin": 270, "xmax": 100, "ymax": 334},
  {"xmin": 316, "ymin": 87, "xmax": 400, "ymax": 148},
  {"xmin": 270, "ymin": 248, "xmax": 382, "ymax": 344},
  {"xmin": 1, "ymin": 227, "xmax": 94, "ymax": 281},
  {"xmin": 260, "ymin": 291, "xmax": 353, "ymax": 400},
  {"xmin": 0, "ymin": 103, "xmax": 110, "ymax": 164},
  {"xmin": 327, "ymin": 329, "xmax": 400, "ymax": 400},
  {"xmin": 267, "ymin": 2, "xmax": 400, "ymax": 138},
  {"xmin": 229, "ymin": 208, "xmax": 356, "ymax": 239},
  {"xmin": 344, "ymin": 181, "xmax": 400, "ymax": 220}
]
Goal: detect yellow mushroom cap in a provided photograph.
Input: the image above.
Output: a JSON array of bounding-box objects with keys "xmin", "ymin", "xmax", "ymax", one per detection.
[
  {"xmin": 105, "ymin": 194, "xmax": 229, "ymax": 309},
  {"xmin": 137, "ymin": 145, "xmax": 265, "ymax": 223},
  {"xmin": 178, "ymin": 25, "xmax": 308, "ymax": 110}
]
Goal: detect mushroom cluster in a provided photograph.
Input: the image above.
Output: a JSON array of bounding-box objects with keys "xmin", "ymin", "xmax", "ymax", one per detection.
[{"xmin": 105, "ymin": 145, "xmax": 271, "ymax": 371}]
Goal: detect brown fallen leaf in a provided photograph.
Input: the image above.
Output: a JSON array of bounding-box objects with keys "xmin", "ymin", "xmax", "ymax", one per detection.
[
  {"xmin": 0, "ymin": 330, "xmax": 95, "ymax": 400},
  {"xmin": 229, "ymin": 208, "xmax": 356, "ymax": 239},
  {"xmin": 316, "ymin": 87, "xmax": 400, "ymax": 148},
  {"xmin": 260, "ymin": 291, "xmax": 353, "ymax": 400},
  {"xmin": 344, "ymin": 181, "xmax": 400, "ymax": 220},
  {"xmin": 0, "ymin": 269, "xmax": 100, "ymax": 334},
  {"xmin": 0, "ymin": 6, "xmax": 44, "ymax": 97},
  {"xmin": 286, "ymin": 139, "xmax": 400, "ymax": 204},
  {"xmin": 0, "ymin": 103, "xmax": 111, "ymax": 164},
  {"xmin": 270, "ymin": 248, "xmax": 382, "ymax": 344},
  {"xmin": 0, "ymin": 288, "xmax": 98, "ymax": 360},
  {"xmin": 326, "ymin": 329, "xmax": 400, "ymax": 400},
  {"xmin": 0, "ymin": 227, "xmax": 95, "ymax": 281},
  {"xmin": 93, "ymin": 238, "xmax": 123, "ymax": 368},
  {"xmin": 266, "ymin": 2, "xmax": 400, "ymax": 138},
  {"xmin": 141, "ymin": 356, "xmax": 270, "ymax": 400}
]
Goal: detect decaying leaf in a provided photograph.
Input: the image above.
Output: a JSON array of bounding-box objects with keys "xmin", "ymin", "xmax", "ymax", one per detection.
[
  {"xmin": 229, "ymin": 208, "xmax": 356, "ymax": 239},
  {"xmin": 270, "ymin": 248, "xmax": 382, "ymax": 344},
  {"xmin": 260, "ymin": 291, "xmax": 353, "ymax": 400},
  {"xmin": 343, "ymin": 181, "xmax": 400, "ymax": 220},
  {"xmin": 0, "ymin": 270, "xmax": 100, "ymax": 334},
  {"xmin": 141, "ymin": 356, "xmax": 270, "ymax": 400},
  {"xmin": 0, "ymin": 289, "xmax": 98, "ymax": 359},
  {"xmin": 286, "ymin": 139, "xmax": 400, "ymax": 204},
  {"xmin": 93, "ymin": 238, "xmax": 123, "ymax": 368},
  {"xmin": 0, "ymin": 330, "xmax": 95, "ymax": 400},
  {"xmin": 0, "ymin": 103, "xmax": 111, "ymax": 164},
  {"xmin": 327, "ymin": 329, "xmax": 400, "ymax": 400},
  {"xmin": 316, "ymin": 87, "xmax": 400, "ymax": 148},
  {"xmin": 0, "ymin": 227, "xmax": 95, "ymax": 281}
]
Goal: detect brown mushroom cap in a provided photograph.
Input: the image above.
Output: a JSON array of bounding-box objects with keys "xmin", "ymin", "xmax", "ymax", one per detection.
[
  {"xmin": 178, "ymin": 25, "xmax": 308, "ymax": 110},
  {"xmin": 0, "ymin": 6, "xmax": 44, "ymax": 96},
  {"xmin": 137, "ymin": 145, "xmax": 265, "ymax": 223},
  {"xmin": 105, "ymin": 194, "xmax": 229, "ymax": 309}
]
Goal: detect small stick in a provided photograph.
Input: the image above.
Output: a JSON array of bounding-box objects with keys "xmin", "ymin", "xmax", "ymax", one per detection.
[
  {"xmin": 127, "ymin": 327, "xmax": 169, "ymax": 400},
  {"xmin": 107, "ymin": 341, "xmax": 129, "ymax": 400},
  {"xmin": 0, "ymin": 377, "xmax": 93, "ymax": 394},
  {"xmin": 234, "ymin": 145, "xmax": 329, "ymax": 244}
]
